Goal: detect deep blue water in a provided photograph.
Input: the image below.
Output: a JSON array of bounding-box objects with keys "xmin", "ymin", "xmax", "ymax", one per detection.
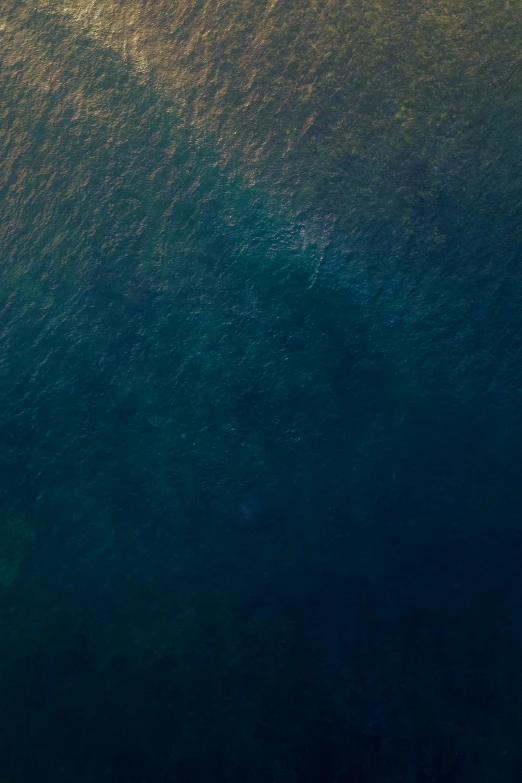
[{"xmin": 1, "ymin": 2, "xmax": 522, "ymax": 780}]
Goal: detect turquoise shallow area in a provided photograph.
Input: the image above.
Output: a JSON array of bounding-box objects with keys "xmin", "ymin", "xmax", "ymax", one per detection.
[{"xmin": 1, "ymin": 3, "xmax": 522, "ymax": 781}]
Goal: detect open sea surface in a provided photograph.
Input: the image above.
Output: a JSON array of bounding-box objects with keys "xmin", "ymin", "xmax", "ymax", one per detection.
[{"xmin": 1, "ymin": 2, "xmax": 522, "ymax": 780}]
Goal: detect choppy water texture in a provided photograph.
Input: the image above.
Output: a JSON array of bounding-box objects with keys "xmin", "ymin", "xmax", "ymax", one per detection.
[{"xmin": 1, "ymin": 1, "xmax": 522, "ymax": 780}]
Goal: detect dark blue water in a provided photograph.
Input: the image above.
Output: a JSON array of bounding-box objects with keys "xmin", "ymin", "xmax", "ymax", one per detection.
[{"xmin": 1, "ymin": 2, "xmax": 522, "ymax": 780}]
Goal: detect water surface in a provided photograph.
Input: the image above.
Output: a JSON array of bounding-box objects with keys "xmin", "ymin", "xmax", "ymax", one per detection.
[{"xmin": 1, "ymin": 2, "xmax": 522, "ymax": 780}]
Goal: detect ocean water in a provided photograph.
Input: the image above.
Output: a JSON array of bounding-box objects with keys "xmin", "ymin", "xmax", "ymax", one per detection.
[{"xmin": 1, "ymin": 2, "xmax": 522, "ymax": 780}]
